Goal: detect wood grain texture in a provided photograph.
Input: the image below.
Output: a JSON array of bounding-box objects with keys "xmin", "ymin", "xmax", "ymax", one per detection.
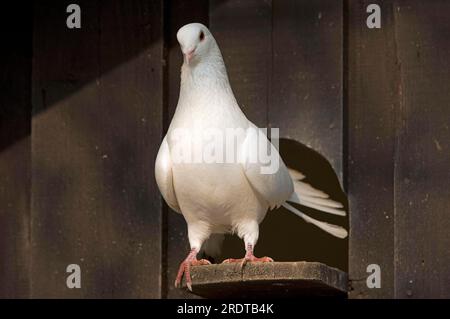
[
  {"xmin": 182, "ymin": 262, "xmax": 347, "ymax": 298},
  {"xmin": 393, "ymin": 0, "xmax": 450, "ymax": 298},
  {"xmin": 31, "ymin": 0, "xmax": 164, "ymax": 298},
  {"xmin": 347, "ymin": 0, "xmax": 397, "ymax": 299},
  {"xmin": 348, "ymin": 0, "xmax": 450, "ymax": 299}
]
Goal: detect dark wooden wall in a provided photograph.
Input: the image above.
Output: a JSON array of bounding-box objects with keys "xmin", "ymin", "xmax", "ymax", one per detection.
[
  {"xmin": 0, "ymin": 0, "xmax": 449, "ymax": 299},
  {"xmin": 348, "ymin": 0, "xmax": 450, "ymax": 298},
  {"xmin": 31, "ymin": 1, "xmax": 164, "ymax": 298}
]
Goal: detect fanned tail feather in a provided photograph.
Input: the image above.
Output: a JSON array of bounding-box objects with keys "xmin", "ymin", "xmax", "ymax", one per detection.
[
  {"xmin": 282, "ymin": 203, "xmax": 348, "ymax": 239},
  {"xmin": 284, "ymin": 168, "xmax": 348, "ymax": 238},
  {"xmin": 288, "ymin": 192, "xmax": 346, "ymax": 216},
  {"xmin": 287, "ymin": 168, "xmax": 346, "ymax": 217}
]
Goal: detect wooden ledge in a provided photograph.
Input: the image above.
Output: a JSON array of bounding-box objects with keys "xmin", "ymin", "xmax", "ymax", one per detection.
[{"xmin": 181, "ymin": 261, "xmax": 348, "ymax": 298}]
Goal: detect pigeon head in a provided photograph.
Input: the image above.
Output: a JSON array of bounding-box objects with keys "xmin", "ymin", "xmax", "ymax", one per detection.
[{"xmin": 177, "ymin": 23, "xmax": 216, "ymax": 66}]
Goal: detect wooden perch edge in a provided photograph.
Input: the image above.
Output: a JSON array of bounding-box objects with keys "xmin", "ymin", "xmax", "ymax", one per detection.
[{"xmin": 181, "ymin": 261, "xmax": 348, "ymax": 298}]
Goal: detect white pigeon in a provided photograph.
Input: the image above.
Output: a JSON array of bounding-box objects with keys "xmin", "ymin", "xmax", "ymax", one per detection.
[{"xmin": 155, "ymin": 23, "xmax": 347, "ymax": 291}]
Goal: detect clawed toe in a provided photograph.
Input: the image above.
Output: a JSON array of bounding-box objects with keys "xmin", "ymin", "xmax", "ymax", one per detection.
[
  {"xmin": 175, "ymin": 252, "xmax": 211, "ymax": 291},
  {"xmin": 221, "ymin": 255, "xmax": 274, "ymax": 269},
  {"xmin": 222, "ymin": 244, "xmax": 273, "ymax": 269},
  {"xmin": 249, "ymin": 256, "xmax": 274, "ymax": 263},
  {"xmin": 193, "ymin": 259, "xmax": 211, "ymax": 266},
  {"xmin": 222, "ymin": 258, "xmax": 240, "ymax": 264}
]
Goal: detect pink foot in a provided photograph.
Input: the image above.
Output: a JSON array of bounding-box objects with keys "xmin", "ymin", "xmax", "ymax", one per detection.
[
  {"xmin": 174, "ymin": 249, "xmax": 211, "ymax": 291},
  {"xmin": 222, "ymin": 244, "xmax": 273, "ymax": 269}
]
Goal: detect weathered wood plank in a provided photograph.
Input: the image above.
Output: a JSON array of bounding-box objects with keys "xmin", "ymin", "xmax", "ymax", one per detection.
[
  {"xmin": 0, "ymin": 4, "xmax": 32, "ymax": 298},
  {"xmin": 182, "ymin": 262, "xmax": 347, "ymax": 298},
  {"xmin": 393, "ymin": 0, "xmax": 450, "ymax": 298},
  {"xmin": 97, "ymin": 0, "xmax": 164, "ymax": 298},
  {"xmin": 347, "ymin": 0, "xmax": 397, "ymax": 299},
  {"xmin": 31, "ymin": 0, "xmax": 164, "ymax": 298},
  {"xmin": 31, "ymin": 0, "xmax": 101, "ymax": 298},
  {"xmin": 348, "ymin": 0, "xmax": 450, "ymax": 299}
]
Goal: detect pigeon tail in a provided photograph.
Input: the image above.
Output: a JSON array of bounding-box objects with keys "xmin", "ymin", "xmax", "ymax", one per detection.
[
  {"xmin": 282, "ymin": 202, "xmax": 348, "ymax": 239},
  {"xmin": 283, "ymin": 168, "xmax": 348, "ymax": 238}
]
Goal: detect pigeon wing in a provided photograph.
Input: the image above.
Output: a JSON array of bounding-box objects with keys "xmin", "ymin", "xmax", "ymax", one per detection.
[
  {"xmin": 240, "ymin": 125, "xmax": 294, "ymax": 209},
  {"xmin": 155, "ymin": 136, "xmax": 181, "ymax": 213}
]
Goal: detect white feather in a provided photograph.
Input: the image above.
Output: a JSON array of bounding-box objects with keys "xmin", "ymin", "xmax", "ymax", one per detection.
[
  {"xmin": 287, "ymin": 168, "xmax": 305, "ymax": 180},
  {"xmin": 155, "ymin": 137, "xmax": 181, "ymax": 213},
  {"xmin": 287, "ymin": 169, "xmax": 346, "ymax": 217},
  {"xmin": 282, "ymin": 203, "xmax": 348, "ymax": 239},
  {"xmin": 293, "ymin": 180, "xmax": 329, "ymax": 198}
]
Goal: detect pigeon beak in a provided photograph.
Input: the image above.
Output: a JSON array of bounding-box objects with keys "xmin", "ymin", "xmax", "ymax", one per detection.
[{"xmin": 184, "ymin": 48, "xmax": 196, "ymax": 64}]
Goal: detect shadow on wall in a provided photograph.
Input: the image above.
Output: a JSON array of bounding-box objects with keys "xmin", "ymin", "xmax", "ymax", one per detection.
[{"xmin": 220, "ymin": 138, "xmax": 349, "ymax": 272}]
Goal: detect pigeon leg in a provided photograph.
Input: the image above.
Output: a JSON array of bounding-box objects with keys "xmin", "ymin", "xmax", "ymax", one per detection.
[
  {"xmin": 222, "ymin": 244, "xmax": 273, "ymax": 269},
  {"xmin": 175, "ymin": 248, "xmax": 211, "ymax": 291}
]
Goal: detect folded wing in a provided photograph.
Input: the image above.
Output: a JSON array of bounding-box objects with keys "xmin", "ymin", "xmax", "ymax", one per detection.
[
  {"xmin": 155, "ymin": 136, "xmax": 181, "ymax": 213},
  {"xmin": 240, "ymin": 125, "xmax": 294, "ymax": 210}
]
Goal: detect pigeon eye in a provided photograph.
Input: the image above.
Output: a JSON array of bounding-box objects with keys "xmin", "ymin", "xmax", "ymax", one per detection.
[{"xmin": 199, "ymin": 31, "xmax": 205, "ymax": 41}]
